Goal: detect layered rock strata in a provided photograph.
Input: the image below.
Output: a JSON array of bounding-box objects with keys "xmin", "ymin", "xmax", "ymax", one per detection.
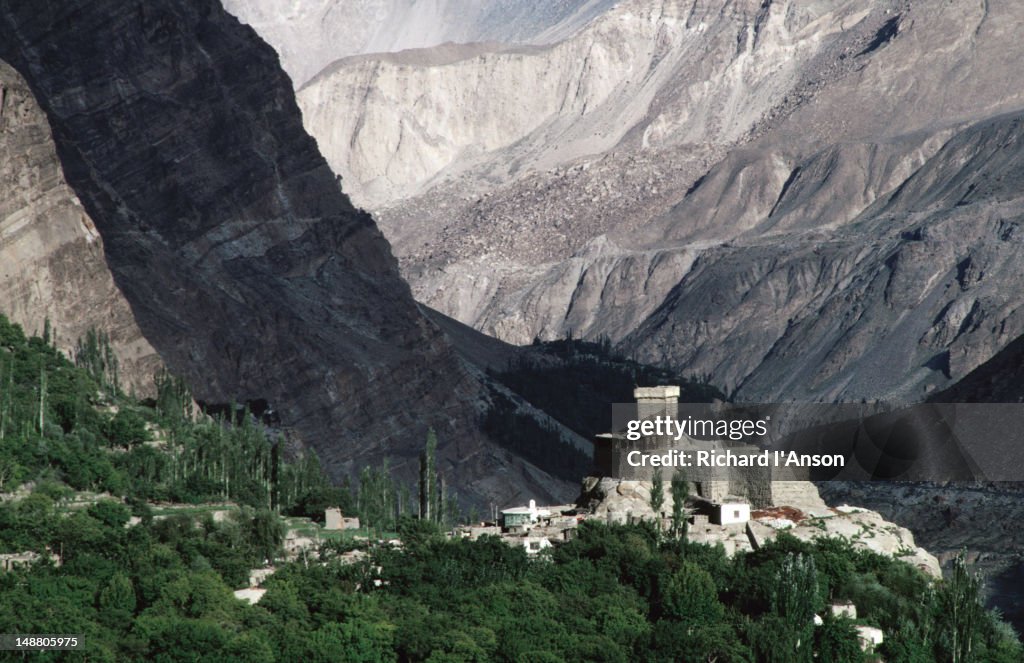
[
  {"xmin": 0, "ymin": 0, "xmax": 573, "ymax": 506},
  {"xmin": 0, "ymin": 60, "xmax": 159, "ymax": 393}
]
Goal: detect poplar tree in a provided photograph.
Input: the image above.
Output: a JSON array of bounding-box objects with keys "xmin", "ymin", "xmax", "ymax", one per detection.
[
  {"xmin": 37, "ymin": 363, "xmax": 46, "ymax": 434},
  {"xmin": 769, "ymin": 553, "xmax": 821, "ymax": 663},
  {"xmin": 75, "ymin": 328, "xmax": 119, "ymax": 395},
  {"xmin": 419, "ymin": 428, "xmax": 437, "ymax": 521},
  {"xmin": 936, "ymin": 551, "xmax": 982, "ymax": 663},
  {"xmin": 435, "ymin": 471, "xmax": 445, "ymax": 526},
  {"xmin": 670, "ymin": 470, "xmax": 689, "ymax": 540},
  {"xmin": 649, "ymin": 469, "xmax": 665, "ymax": 529}
]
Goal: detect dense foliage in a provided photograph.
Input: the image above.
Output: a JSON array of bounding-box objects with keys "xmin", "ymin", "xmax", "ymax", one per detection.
[
  {"xmin": 361, "ymin": 525, "xmax": 1019, "ymax": 663},
  {"xmin": 0, "ymin": 499, "xmax": 289, "ymax": 661},
  {"xmin": 0, "ymin": 316, "xmax": 1019, "ymax": 661},
  {"xmin": 5, "ymin": 513, "xmax": 1017, "ymax": 661},
  {"xmin": 0, "ymin": 314, "xmax": 341, "ymax": 515}
]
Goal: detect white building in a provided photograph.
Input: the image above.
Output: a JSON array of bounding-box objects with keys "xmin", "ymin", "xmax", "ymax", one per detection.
[
  {"xmin": 0, "ymin": 550, "xmax": 60, "ymax": 572},
  {"xmin": 522, "ymin": 537, "xmax": 553, "ymax": 554},
  {"xmin": 830, "ymin": 601, "xmax": 857, "ymax": 619},
  {"xmin": 500, "ymin": 499, "xmax": 551, "ymax": 530},
  {"xmin": 855, "ymin": 625, "xmax": 884, "ymax": 651},
  {"xmin": 325, "ymin": 507, "xmax": 360, "ymax": 531},
  {"xmin": 233, "ymin": 588, "xmax": 267, "ymax": 605},
  {"xmin": 713, "ymin": 498, "xmax": 750, "ymax": 525}
]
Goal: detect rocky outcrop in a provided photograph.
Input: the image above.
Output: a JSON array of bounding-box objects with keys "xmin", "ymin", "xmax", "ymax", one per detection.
[
  {"xmin": 748, "ymin": 505, "xmax": 941, "ymax": 579},
  {"xmin": 0, "ymin": 61, "xmax": 159, "ymax": 392},
  {"xmin": 579, "ymin": 476, "xmax": 828, "ymax": 521},
  {"xmin": 581, "ymin": 476, "xmax": 940, "ymax": 576},
  {"xmin": 0, "ymin": 0, "xmax": 574, "ymax": 508},
  {"xmin": 818, "ymin": 481, "xmax": 1024, "ymax": 624}
]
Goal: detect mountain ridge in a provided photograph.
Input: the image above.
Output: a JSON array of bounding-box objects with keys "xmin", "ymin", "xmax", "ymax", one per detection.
[
  {"xmin": 279, "ymin": 0, "xmax": 1024, "ymax": 404},
  {"xmin": 0, "ymin": 0, "xmax": 575, "ymax": 508}
]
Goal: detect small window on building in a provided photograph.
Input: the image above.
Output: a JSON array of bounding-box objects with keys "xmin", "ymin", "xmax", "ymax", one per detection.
[
  {"xmin": 529, "ymin": 542, "xmax": 540, "ymax": 551},
  {"xmin": 734, "ymin": 510, "xmax": 741, "ymax": 519}
]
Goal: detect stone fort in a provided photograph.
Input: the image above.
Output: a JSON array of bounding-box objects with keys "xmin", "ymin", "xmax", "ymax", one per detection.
[{"xmin": 593, "ymin": 386, "xmax": 815, "ymax": 508}]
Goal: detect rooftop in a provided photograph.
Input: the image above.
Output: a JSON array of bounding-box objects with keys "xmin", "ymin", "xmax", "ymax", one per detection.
[{"xmin": 634, "ymin": 385, "xmax": 680, "ymax": 400}]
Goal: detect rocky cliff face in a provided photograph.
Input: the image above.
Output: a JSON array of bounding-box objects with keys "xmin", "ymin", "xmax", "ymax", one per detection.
[
  {"xmin": 0, "ymin": 0, "xmax": 574, "ymax": 507},
  {"xmin": 222, "ymin": 0, "xmax": 616, "ymax": 87},
  {"xmin": 0, "ymin": 61, "xmax": 159, "ymax": 392},
  {"xmin": 928, "ymin": 330, "xmax": 1024, "ymax": 404},
  {"xmin": 296, "ymin": 0, "xmax": 837, "ymax": 210},
  {"xmin": 284, "ymin": 0, "xmax": 1024, "ymax": 403},
  {"xmin": 291, "ymin": 0, "xmax": 896, "ymax": 330}
]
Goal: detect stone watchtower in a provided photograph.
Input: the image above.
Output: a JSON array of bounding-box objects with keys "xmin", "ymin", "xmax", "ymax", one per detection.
[
  {"xmin": 593, "ymin": 386, "xmax": 686, "ymax": 480},
  {"xmin": 592, "ymin": 385, "xmax": 776, "ymax": 508},
  {"xmin": 634, "ymin": 385, "xmax": 680, "ymax": 420}
]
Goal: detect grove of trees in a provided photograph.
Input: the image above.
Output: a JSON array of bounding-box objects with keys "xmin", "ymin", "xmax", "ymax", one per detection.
[{"xmin": 0, "ymin": 315, "xmax": 1019, "ymax": 661}]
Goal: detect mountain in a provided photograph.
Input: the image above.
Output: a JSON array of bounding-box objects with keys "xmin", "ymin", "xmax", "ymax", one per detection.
[
  {"xmin": 0, "ymin": 0, "xmax": 575, "ymax": 508},
  {"xmin": 221, "ymin": 0, "xmax": 617, "ymax": 87},
  {"xmin": 928, "ymin": 331, "xmax": 1024, "ymax": 403},
  {"xmin": 0, "ymin": 61, "xmax": 160, "ymax": 393},
  {"xmin": 286, "ymin": 0, "xmax": 1024, "ymax": 404}
]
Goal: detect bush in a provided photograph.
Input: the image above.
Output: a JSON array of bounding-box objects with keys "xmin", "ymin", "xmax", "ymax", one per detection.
[{"xmin": 88, "ymin": 500, "xmax": 132, "ymax": 528}]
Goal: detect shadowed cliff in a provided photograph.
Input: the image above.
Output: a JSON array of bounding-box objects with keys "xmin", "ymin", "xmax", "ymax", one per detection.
[{"xmin": 0, "ymin": 0, "xmax": 574, "ymax": 507}]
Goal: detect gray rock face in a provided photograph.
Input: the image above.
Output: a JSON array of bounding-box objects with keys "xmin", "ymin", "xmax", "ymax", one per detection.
[
  {"xmin": 0, "ymin": 0, "xmax": 574, "ymax": 507},
  {"xmin": 0, "ymin": 61, "xmax": 159, "ymax": 393},
  {"xmin": 277, "ymin": 0, "xmax": 1024, "ymax": 404},
  {"xmin": 298, "ymin": 0, "xmax": 825, "ymax": 210},
  {"xmin": 222, "ymin": 0, "xmax": 616, "ymax": 87},
  {"xmin": 625, "ymin": 114, "xmax": 1024, "ymax": 402}
]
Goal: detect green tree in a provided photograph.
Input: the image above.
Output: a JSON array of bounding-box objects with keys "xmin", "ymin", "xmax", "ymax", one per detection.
[
  {"xmin": 419, "ymin": 429, "xmax": 438, "ymax": 522},
  {"xmin": 397, "ymin": 516, "xmax": 444, "ymax": 550},
  {"xmin": 226, "ymin": 632, "xmax": 276, "ymax": 662},
  {"xmin": 649, "ymin": 469, "xmax": 664, "ymax": 530},
  {"xmin": 103, "ymin": 410, "xmax": 149, "ymax": 448},
  {"xmin": 935, "ymin": 551, "xmax": 982, "ymax": 663},
  {"xmin": 97, "ymin": 572, "xmax": 136, "ymax": 629},
  {"xmin": 250, "ymin": 509, "xmax": 285, "ymax": 564},
  {"xmin": 88, "ymin": 500, "xmax": 131, "ymax": 528},
  {"xmin": 154, "ymin": 369, "xmax": 192, "ymax": 424},
  {"xmin": 669, "ymin": 470, "xmax": 688, "ymax": 540},
  {"xmin": 660, "ymin": 561, "xmax": 723, "ymax": 623},
  {"xmin": 767, "ymin": 553, "xmax": 821, "ymax": 663},
  {"xmin": 260, "ymin": 579, "xmax": 310, "ymax": 626},
  {"xmin": 75, "ymin": 328, "xmax": 119, "ymax": 394},
  {"xmin": 772, "ymin": 553, "xmax": 822, "ymax": 624},
  {"xmin": 815, "ymin": 615, "xmax": 863, "ymax": 663},
  {"xmin": 882, "ymin": 624, "xmax": 936, "ymax": 663}
]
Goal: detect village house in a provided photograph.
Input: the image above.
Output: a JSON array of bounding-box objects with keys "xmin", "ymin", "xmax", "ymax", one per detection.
[
  {"xmin": 499, "ymin": 499, "xmax": 550, "ymax": 530},
  {"xmin": 0, "ymin": 550, "xmax": 61, "ymax": 572},
  {"xmin": 324, "ymin": 507, "xmax": 360, "ymax": 531}
]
